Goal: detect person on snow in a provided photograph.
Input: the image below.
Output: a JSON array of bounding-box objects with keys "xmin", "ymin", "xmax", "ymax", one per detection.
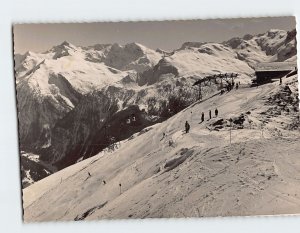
[
  {"xmin": 228, "ymin": 83, "xmax": 232, "ymax": 91},
  {"xmin": 209, "ymin": 110, "xmax": 212, "ymax": 120},
  {"xmin": 160, "ymin": 132, "xmax": 166, "ymax": 141},
  {"xmin": 215, "ymin": 108, "xmax": 219, "ymax": 117},
  {"xmin": 280, "ymin": 77, "xmax": 282, "ymax": 85},
  {"xmin": 119, "ymin": 183, "xmax": 122, "ymax": 194},
  {"xmin": 185, "ymin": 121, "xmax": 190, "ymax": 133},
  {"xmin": 201, "ymin": 112, "xmax": 205, "ymax": 123},
  {"xmin": 236, "ymin": 83, "xmax": 239, "ymax": 90}
]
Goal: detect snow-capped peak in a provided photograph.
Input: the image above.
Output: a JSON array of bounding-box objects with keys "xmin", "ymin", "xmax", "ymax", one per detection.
[
  {"xmin": 53, "ymin": 41, "xmax": 77, "ymax": 50},
  {"xmin": 103, "ymin": 42, "xmax": 162, "ymax": 72},
  {"xmin": 47, "ymin": 41, "xmax": 79, "ymax": 59},
  {"xmin": 24, "ymin": 50, "xmax": 36, "ymax": 57}
]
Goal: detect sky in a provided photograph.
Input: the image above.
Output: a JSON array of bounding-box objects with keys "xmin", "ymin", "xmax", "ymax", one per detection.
[{"xmin": 13, "ymin": 16, "xmax": 296, "ymax": 54}]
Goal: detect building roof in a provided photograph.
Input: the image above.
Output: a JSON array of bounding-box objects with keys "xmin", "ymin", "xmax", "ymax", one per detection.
[{"xmin": 255, "ymin": 61, "xmax": 297, "ymax": 72}]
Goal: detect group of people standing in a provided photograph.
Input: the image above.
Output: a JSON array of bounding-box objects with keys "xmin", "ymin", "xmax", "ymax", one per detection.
[
  {"xmin": 220, "ymin": 81, "xmax": 240, "ymax": 94},
  {"xmin": 185, "ymin": 108, "xmax": 219, "ymax": 133},
  {"xmin": 200, "ymin": 108, "xmax": 219, "ymax": 122},
  {"xmin": 227, "ymin": 81, "xmax": 240, "ymax": 92}
]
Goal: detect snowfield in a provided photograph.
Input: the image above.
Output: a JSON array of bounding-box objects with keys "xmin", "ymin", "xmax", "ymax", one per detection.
[
  {"xmin": 164, "ymin": 46, "xmax": 253, "ymax": 78},
  {"xmin": 23, "ymin": 74, "xmax": 300, "ymax": 221}
]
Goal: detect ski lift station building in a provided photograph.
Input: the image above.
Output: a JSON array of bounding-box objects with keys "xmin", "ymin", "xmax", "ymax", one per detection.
[{"xmin": 254, "ymin": 61, "xmax": 297, "ymax": 84}]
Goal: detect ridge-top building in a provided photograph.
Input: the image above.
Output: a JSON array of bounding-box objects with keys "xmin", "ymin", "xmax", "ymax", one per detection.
[{"xmin": 254, "ymin": 61, "xmax": 297, "ymax": 84}]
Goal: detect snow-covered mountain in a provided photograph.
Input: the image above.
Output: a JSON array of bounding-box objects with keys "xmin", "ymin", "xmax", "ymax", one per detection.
[
  {"xmin": 15, "ymin": 28, "xmax": 297, "ymax": 187},
  {"xmin": 83, "ymin": 42, "xmax": 162, "ymax": 72},
  {"xmin": 15, "ymin": 42, "xmax": 127, "ymax": 152},
  {"xmin": 23, "ymin": 73, "xmax": 299, "ymax": 221},
  {"xmin": 179, "ymin": 29, "xmax": 297, "ymax": 66},
  {"xmin": 223, "ymin": 29, "xmax": 297, "ymax": 65}
]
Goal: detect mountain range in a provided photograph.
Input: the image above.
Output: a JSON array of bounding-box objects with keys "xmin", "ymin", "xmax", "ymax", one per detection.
[{"xmin": 14, "ymin": 28, "xmax": 297, "ymax": 187}]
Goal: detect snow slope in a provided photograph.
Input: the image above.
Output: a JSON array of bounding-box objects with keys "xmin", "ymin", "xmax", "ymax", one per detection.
[
  {"xmin": 23, "ymin": 74, "xmax": 300, "ymax": 221},
  {"xmin": 165, "ymin": 46, "xmax": 253, "ymax": 78},
  {"xmin": 17, "ymin": 41, "xmax": 126, "ymax": 94}
]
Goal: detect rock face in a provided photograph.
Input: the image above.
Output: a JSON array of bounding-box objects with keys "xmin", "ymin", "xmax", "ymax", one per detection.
[
  {"xmin": 208, "ymin": 118, "xmax": 225, "ymax": 131},
  {"xmin": 103, "ymin": 43, "xmax": 161, "ymax": 72},
  {"xmin": 15, "ymin": 28, "xmax": 297, "ymax": 185},
  {"xmin": 137, "ymin": 58, "xmax": 179, "ymax": 86},
  {"xmin": 41, "ymin": 93, "xmax": 157, "ymax": 170},
  {"xmin": 21, "ymin": 152, "xmax": 54, "ymax": 188},
  {"xmin": 16, "ymin": 74, "xmax": 80, "ymax": 150}
]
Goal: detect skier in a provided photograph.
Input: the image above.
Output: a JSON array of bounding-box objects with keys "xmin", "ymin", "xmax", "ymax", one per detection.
[
  {"xmin": 236, "ymin": 83, "xmax": 239, "ymax": 90},
  {"xmin": 103, "ymin": 180, "xmax": 106, "ymax": 185},
  {"xmin": 209, "ymin": 110, "xmax": 212, "ymax": 120},
  {"xmin": 185, "ymin": 121, "xmax": 190, "ymax": 133},
  {"xmin": 201, "ymin": 112, "xmax": 205, "ymax": 123},
  {"xmin": 119, "ymin": 183, "xmax": 122, "ymax": 194},
  {"xmin": 160, "ymin": 132, "xmax": 166, "ymax": 141},
  {"xmin": 88, "ymin": 172, "xmax": 91, "ymax": 177},
  {"xmin": 215, "ymin": 108, "xmax": 219, "ymax": 117}
]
